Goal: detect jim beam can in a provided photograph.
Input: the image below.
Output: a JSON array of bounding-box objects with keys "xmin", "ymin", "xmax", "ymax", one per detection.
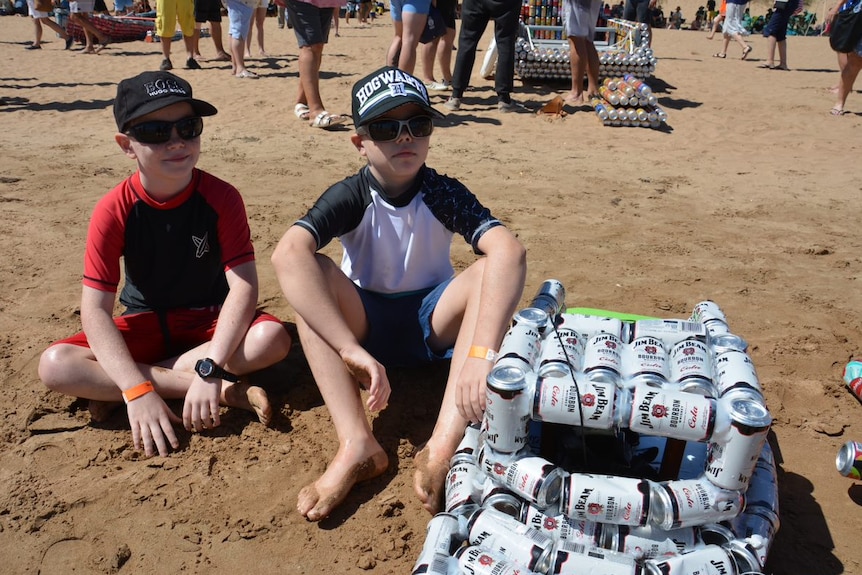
[
  {"xmin": 670, "ymin": 338, "xmax": 715, "ymax": 396},
  {"xmin": 690, "ymin": 300, "xmax": 728, "ymax": 327},
  {"xmin": 537, "ymin": 327, "xmax": 584, "ymax": 378},
  {"xmin": 496, "ymin": 317, "xmax": 544, "ymax": 372},
  {"xmin": 445, "ymin": 456, "xmax": 482, "ymax": 516},
  {"xmin": 562, "ymin": 473, "xmax": 652, "ymax": 526},
  {"xmin": 529, "ymin": 279, "xmax": 567, "ymax": 318},
  {"xmin": 836, "ymin": 440, "xmax": 862, "ymax": 479},
  {"xmin": 484, "ymin": 366, "xmax": 533, "ymax": 453},
  {"xmin": 453, "ymin": 422, "xmax": 482, "ymax": 463},
  {"xmin": 710, "ymin": 333, "xmax": 748, "ymax": 355},
  {"xmin": 628, "ymin": 383, "xmax": 716, "ymax": 442},
  {"xmin": 705, "ymin": 389, "xmax": 772, "ymax": 491},
  {"xmin": 604, "ymin": 524, "xmax": 702, "ymax": 560},
  {"xmin": 533, "ymin": 373, "xmax": 620, "ymax": 430},
  {"xmin": 479, "ymin": 446, "xmax": 564, "ymax": 509},
  {"xmin": 565, "ymin": 313, "xmax": 624, "ymax": 342},
  {"xmin": 519, "ymin": 503, "xmax": 602, "ymax": 546},
  {"xmin": 631, "ymin": 319, "xmax": 708, "ymax": 349},
  {"xmin": 412, "ymin": 513, "xmax": 465, "ymax": 574},
  {"xmin": 583, "ymin": 332, "xmax": 624, "ymax": 384},
  {"xmin": 713, "ymin": 350, "xmax": 762, "ymax": 397},
  {"xmin": 731, "ymin": 509, "xmax": 778, "ymax": 570},
  {"xmin": 456, "ymin": 545, "xmax": 543, "ymax": 575},
  {"xmin": 467, "ymin": 506, "xmax": 555, "ymax": 573},
  {"xmin": 643, "ymin": 544, "xmax": 739, "ymax": 575},
  {"xmin": 548, "ymin": 541, "xmax": 642, "ymax": 575},
  {"xmin": 650, "ymin": 477, "xmax": 744, "ymax": 530},
  {"xmin": 625, "ymin": 336, "xmax": 671, "ymax": 387},
  {"xmin": 722, "ymin": 539, "xmax": 764, "ymax": 574}
]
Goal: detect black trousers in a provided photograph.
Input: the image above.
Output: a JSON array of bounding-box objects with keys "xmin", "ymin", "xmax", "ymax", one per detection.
[{"xmin": 451, "ymin": 0, "xmax": 521, "ymax": 102}]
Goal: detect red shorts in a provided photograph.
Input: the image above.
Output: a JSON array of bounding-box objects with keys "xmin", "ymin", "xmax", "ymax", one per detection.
[{"xmin": 52, "ymin": 307, "xmax": 282, "ymax": 365}]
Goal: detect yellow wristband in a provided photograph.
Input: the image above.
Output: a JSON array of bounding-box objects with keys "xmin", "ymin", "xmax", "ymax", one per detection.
[
  {"xmin": 468, "ymin": 346, "xmax": 498, "ymax": 362},
  {"xmin": 122, "ymin": 381, "xmax": 155, "ymax": 404}
]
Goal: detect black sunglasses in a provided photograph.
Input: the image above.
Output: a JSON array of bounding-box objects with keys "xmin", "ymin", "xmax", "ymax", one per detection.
[
  {"xmin": 125, "ymin": 116, "xmax": 204, "ymax": 144},
  {"xmin": 358, "ymin": 116, "xmax": 434, "ymax": 142}
]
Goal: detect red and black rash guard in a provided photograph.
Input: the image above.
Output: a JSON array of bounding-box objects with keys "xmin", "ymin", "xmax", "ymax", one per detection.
[
  {"xmin": 295, "ymin": 165, "xmax": 502, "ymax": 295},
  {"xmin": 82, "ymin": 169, "xmax": 255, "ymax": 314}
]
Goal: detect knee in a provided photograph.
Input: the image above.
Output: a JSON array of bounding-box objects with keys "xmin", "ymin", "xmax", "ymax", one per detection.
[
  {"xmin": 38, "ymin": 345, "xmax": 69, "ymax": 391},
  {"xmin": 250, "ymin": 321, "xmax": 293, "ymax": 361}
]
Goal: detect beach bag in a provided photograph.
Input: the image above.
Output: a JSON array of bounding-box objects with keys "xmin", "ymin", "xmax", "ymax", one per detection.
[
  {"xmin": 830, "ymin": 0, "xmax": 862, "ymax": 52},
  {"xmin": 419, "ymin": 5, "xmax": 446, "ymax": 44},
  {"xmin": 34, "ymin": 0, "xmax": 53, "ymax": 11}
]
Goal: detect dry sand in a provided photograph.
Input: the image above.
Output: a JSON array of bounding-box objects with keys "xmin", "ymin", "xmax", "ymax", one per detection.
[{"xmin": 1, "ymin": 10, "xmax": 861, "ymax": 574}]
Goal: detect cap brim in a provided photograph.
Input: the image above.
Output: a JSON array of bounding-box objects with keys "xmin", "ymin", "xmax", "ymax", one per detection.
[{"xmin": 120, "ymin": 96, "xmax": 218, "ymax": 130}]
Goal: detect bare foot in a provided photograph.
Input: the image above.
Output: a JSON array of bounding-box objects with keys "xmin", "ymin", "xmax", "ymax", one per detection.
[
  {"xmin": 222, "ymin": 381, "xmax": 272, "ymax": 426},
  {"xmin": 88, "ymin": 399, "xmax": 121, "ymax": 422},
  {"xmin": 298, "ymin": 446, "xmax": 388, "ymax": 521},
  {"xmin": 564, "ymin": 91, "xmax": 584, "ymax": 106},
  {"xmin": 413, "ymin": 445, "xmax": 451, "ymax": 515}
]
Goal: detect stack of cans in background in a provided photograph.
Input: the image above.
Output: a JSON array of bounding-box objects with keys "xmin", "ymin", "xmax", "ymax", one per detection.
[
  {"xmin": 515, "ymin": 19, "xmax": 657, "ymax": 82},
  {"xmin": 591, "ymin": 75, "xmax": 666, "ymax": 128},
  {"xmin": 413, "ymin": 282, "xmax": 778, "ymax": 575}
]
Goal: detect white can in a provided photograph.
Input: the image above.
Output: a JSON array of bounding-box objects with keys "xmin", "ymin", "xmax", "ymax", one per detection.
[
  {"xmin": 519, "ymin": 503, "xmax": 602, "ymax": 546},
  {"xmin": 643, "ymin": 544, "xmax": 739, "ymax": 575},
  {"xmin": 670, "ymin": 338, "xmax": 714, "ymax": 391},
  {"xmin": 604, "ymin": 524, "xmax": 702, "ymax": 560},
  {"xmin": 713, "ymin": 349, "xmax": 761, "ymax": 397},
  {"xmin": 583, "ymin": 332, "xmax": 624, "ymax": 383},
  {"xmin": 444, "ymin": 457, "xmax": 482, "ymax": 515},
  {"xmin": 484, "ymin": 366, "xmax": 533, "ymax": 453},
  {"xmin": 562, "ymin": 473, "xmax": 652, "ymax": 526},
  {"xmin": 456, "ymin": 545, "xmax": 542, "ymax": 575},
  {"xmin": 480, "ymin": 452, "xmax": 565, "ymax": 509},
  {"xmin": 631, "ymin": 319, "xmax": 708, "ymax": 349},
  {"xmin": 412, "ymin": 513, "xmax": 465, "ymax": 574},
  {"xmin": 467, "ymin": 506, "xmax": 555, "ymax": 574},
  {"xmin": 628, "ymin": 383, "xmax": 717, "ymax": 442},
  {"xmin": 533, "ymin": 373, "xmax": 620, "ymax": 430},
  {"xmin": 650, "ymin": 477, "xmax": 745, "ymax": 530},
  {"xmin": 625, "ymin": 336, "xmax": 671, "ymax": 387},
  {"xmin": 548, "ymin": 541, "xmax": 641, "ymax": 575},
  {"xmin": 705, "ymin": 389, "xmax": 772, "ymax": 491},
  {"xmin": 537, "ymin": 327, "xmax": 584, "ymax": 377}
]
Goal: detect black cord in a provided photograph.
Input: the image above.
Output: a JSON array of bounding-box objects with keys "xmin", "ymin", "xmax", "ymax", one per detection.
[{"xmin": 548, "ymin": 315, "xmax": 588, "ymax": 469}]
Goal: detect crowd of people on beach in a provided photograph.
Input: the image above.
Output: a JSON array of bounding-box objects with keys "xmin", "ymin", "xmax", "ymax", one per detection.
[{"xmin": 10, "ymin": 0, "xmax": 862, "ymax": 527}]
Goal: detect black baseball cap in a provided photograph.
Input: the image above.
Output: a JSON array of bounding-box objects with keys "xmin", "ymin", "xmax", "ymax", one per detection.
[
  {"xmin": 351, "ymin": 66, "xmax": 445, "ymax": 128},
  {"xmin": 113, "ymin": 71, "xmax": 218, "ymax": 132}
]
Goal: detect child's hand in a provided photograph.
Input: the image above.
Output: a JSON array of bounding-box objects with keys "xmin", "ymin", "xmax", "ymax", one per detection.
[
  {"xmin": 455, "ymin": 358, "xmax": 490, "ymax": 423},
  {"xmin": 183, "ymin": 377, "xmax": 223, "ymax": 432},
  {"xmin": 126, "ymin": 393, "xmax": 181, "ymax": 457},
  {"xmin": 342, "ymin": 345, "xmax": 391, "ymax": 412}
]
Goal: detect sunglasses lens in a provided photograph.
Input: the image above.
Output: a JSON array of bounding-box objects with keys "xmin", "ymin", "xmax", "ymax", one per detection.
[
  {"xmin": 127, "ymin": 117, "xmax": 203, "ymax": 144},
  {"xmin": 408, "ymin": 117, "xmax": 434, "ymax": 138},
  {"xmin": 366, "ymin": 117, "xmax": 434, "ymax": 141},
  {"xmin": 367, "ymin": 120, "xmax": 401, "ymax": 142}
]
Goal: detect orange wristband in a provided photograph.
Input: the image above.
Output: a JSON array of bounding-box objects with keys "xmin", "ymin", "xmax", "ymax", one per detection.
[
  {"xmin": 468, "ymin": 346, "xmax": 498, "ymax": 362},
  {"xmin": 122, "ymin": 380, "xmax": 155, "ymax": 404}
]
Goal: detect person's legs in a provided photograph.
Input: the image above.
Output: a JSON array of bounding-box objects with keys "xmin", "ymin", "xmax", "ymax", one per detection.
[
  {"xmin": 210, "ymin": 20, "xmax": 229, "ymax": 58},
  {"xmin": 449, "ymin": 0, "xmax": 489, "ymax": 100},
  {"xmin": 398, "ymin": 10, "xmax": 427, "ymax": 73},
  {"xmin": 413, "ymin": 260, "xmax": 486, "ymax": 514},
  {"xmin": 31, "ymin": 16, "xmax": 43, "ymax": 47},
  {"xmin": 228, "ymin": 0, "xmax": 255, "ymax": 75},
  {"xmin": 490, "ymin": 0, "xmax": 520, "ymax": 103},
  {"xmin": 437, "ymin": 26, "xmax": 456, "ymax": 83},
  {"xmin": 834, "ymin": 52, "xmax": 862, "ymax": 113},
  {"xmin": 776, "ymin": 38, "xmax": 787, "ymax": 68},
  {"xmin": 420, "ymin": 36, "xmax": 441, "ymax": 84},
  {"xmin": 297, "ymin": 43, "xmax": 326, "ymax": 115},
  {"xmin": 585, "ymin": 39, "xmax": 600, "ymax": 97},
  {"xmin": 292, "ymin": 255, "xmax": 388, "ymax": 521},
  {"xmin": 566, "ymin": 36, "xmax": 587, "ymax": 103}
]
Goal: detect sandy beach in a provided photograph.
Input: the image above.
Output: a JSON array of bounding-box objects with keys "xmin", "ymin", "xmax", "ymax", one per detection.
[{"xmin": 1, "ymin": 9, "xmax": 861, "ymax": 574}]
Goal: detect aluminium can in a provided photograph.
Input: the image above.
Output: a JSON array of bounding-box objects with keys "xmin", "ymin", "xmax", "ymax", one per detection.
[
  {"xmin": 670, "ymin": 338, "xmax": 714, "ymax": 392},
  {"xmin": 533, "ymin": 373, "xmax": 619, "ymax": 430},
  {"xmin": 650, "ymin": 478, "xmax": 745, "ymax": 530},
  {"xmin": 625, "ymin": 336, "xmax": 671, "ymax": 387},
  {"xmin": 497, "ymin": 321, "xmax": 543, "ymax": 372},
  {"xmin": 722, "ymin": 538, "xmax": 764, "ymax": 574},
  {"xmin": 643, "ymin": 544, "xmax": 739, "ymax": 575},
  {"xmin": 843, "ymin": 360, "xmax": 862, "ymax": 402},
  {"xmin": 529, "ymin": 279, "xmax": 567, "ymax": 318},
  {"xmin": 628, "ymin": 383, "xmax": 716, "ymax": 442},
  {"xmin": 836, "ymin": 440, "xmax": 862, "ymax": 479},
  {"xmin": 690, "ymin": 301, "xmax": 727, "ymax": 325},
  {"xmin": 710, "ymin": 333, "xmax": 749, "ymax": 355},
  {"xmin": 444, "ymin": 457, "xmax": 482, "ymax": 515},
  {"xmin": 456, "ymin": 545, "xmax": 542, "ymax": 575},
  {"xmin": 484, "ymin": 365, "xmax": 533, "ymax": 453},
  {"xmin": 705, "ymin": 390, "xmax": 772, "ymax": 491},
  {"xmin": 604, "ymin": 524, "xmax": 702, "ymax": 560},
  {"xmin": 565, "ymin": 313, "xmax": 624, "ymax": 342},
  {"xmin": 562, "ymin": 472, "xmax": 652, "ymax": 526},
  {"xmin": 548, "ymin": 541, "xmax": 642, "ymax": 575},
  {"xmin": 479, "ymin": 451, "xmax": 565, "ymax": 509},
  {"xmin": 731, "ymin": 509, "xmax": 778, "ymax": 570},
  {"xmin": 631, "ymin": 319, "xmax": 708, "ymax": 349},
  {"xmin": 412, "ymin": 513, "xmax": 464, "ymax": 574},
  {"xmin": 537, "ymin": 327, "xmax": 584, "ymax": 377},
  {"xmin": 411, "ymin": 552, "xmax": 453, "ymax": 575},
  {"xmin": 583, "ymin": 332, "xmax": 624, "ymax": 382},
  {"xmin": 453, "ymin": 422, "xmax": 482, "ymax": 463},
  {"xmin": 467, "ymin": 506, "xmax": 555, "ymax": 573},
  {"xmin": 519, "ymin": 503, "xmax": 602, "ymax": 545},
  {"xmin": 713, "ymin": 350, "xmax": 762, "ymax": 397}
]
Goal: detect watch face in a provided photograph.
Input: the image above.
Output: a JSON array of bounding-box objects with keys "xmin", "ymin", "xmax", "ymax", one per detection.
[{"xmin": 198, "ymin": 359, "xmax": 214, "ymax": 377}]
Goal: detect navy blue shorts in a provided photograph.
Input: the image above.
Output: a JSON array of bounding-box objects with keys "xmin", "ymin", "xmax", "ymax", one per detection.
[
  {"xmin": 357, "ymin": 280, "xmax": 453, "ymax": 368},
  {"xmin": 624, "ymin": 0, "xmax": 650, "ymax": 23},
  {"xmin": 285, "ymin": 0, "xmax": 333, "ymax": 47}
]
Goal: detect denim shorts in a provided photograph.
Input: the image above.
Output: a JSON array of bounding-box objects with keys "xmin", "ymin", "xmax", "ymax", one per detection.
[
  {"xmin": 357, "ymin": 280, "xmax": 453, "ymax": 368},
  {"xmin": 390, "ymin": 0, "xmax": 432, "ymax": 21},
  {"xmin": 226, "ymin": 0, "xmax": 254, "ymax": 38},
  {"xmin": 285, "ymin": 0, "xmax": 333, "ymax": 46}
]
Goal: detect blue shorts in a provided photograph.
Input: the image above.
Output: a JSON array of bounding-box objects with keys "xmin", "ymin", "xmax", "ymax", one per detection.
[
  {"xmin": 390, "ymin": 0, "xmax": 431, "ymax": 21},
  {"xmin": 357, "ymin": 280, "xmax": 453, "ymax": 367},
  {"xmin": 285, "ymin": 0, "xmax": 333, "ymax": 47},
  {"xmin": 226, "ymin": 0, "xmax": 254, "ymax": 38}
]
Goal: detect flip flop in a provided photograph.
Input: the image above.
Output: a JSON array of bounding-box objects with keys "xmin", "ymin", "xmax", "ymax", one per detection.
[
  {"xmin": 757, "ymin": 63, "xmax": 774, "ymax": 69},
  {"xmin": 741, "ymin": 45, "xmax": 752, "ymax": 60},
  {"xmin": 830, "ymin": 107, "xmax": 847, "ymax": 116},
  {"xmin": 311, "ymin": 111, "xmax": 347, "ymax": 129},
  {"xmin": 236, "ymin": 70, "xmax": 258, "ymax": 79},
  {"xmin": 294, "ymin": 103, "xmax": 310, "ymax": 121},
  {"xmin": 712, "ymin": 52, "xmax": 726, "ymax": 58}
]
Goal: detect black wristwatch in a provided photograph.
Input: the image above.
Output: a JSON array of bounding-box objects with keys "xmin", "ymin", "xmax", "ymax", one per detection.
[{"xmin": 195, "ymin": 358, "xmax": 240, "ymax": 383}]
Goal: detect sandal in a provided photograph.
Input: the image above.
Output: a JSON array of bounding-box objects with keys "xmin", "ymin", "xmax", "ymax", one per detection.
[
  {"xmin": 741, "ymin": 45, "xmax": 752, "ymax": 60},
  {"xmin": 294, "ymin": 103, "xmax": 310, "ymax": 121},
  {"xmin": 712, "ymin": 52, "xmax": 726, "ymax": 58},
  {"xmin": 235, "ymin": 70, "xmax": 258, "ymax": 79},
  {"xmin": 830, "ymin": 107, "xmax": 847, "ymax": 116},
  {"xmin": 311, "ymin": 111, "xmax": 347, "ymax": 129}
]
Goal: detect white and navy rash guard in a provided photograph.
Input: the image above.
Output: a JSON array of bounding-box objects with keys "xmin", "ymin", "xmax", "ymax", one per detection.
[{"xmin": 295, "ymin": 165, "xmax": 503, "ymax": 295}]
